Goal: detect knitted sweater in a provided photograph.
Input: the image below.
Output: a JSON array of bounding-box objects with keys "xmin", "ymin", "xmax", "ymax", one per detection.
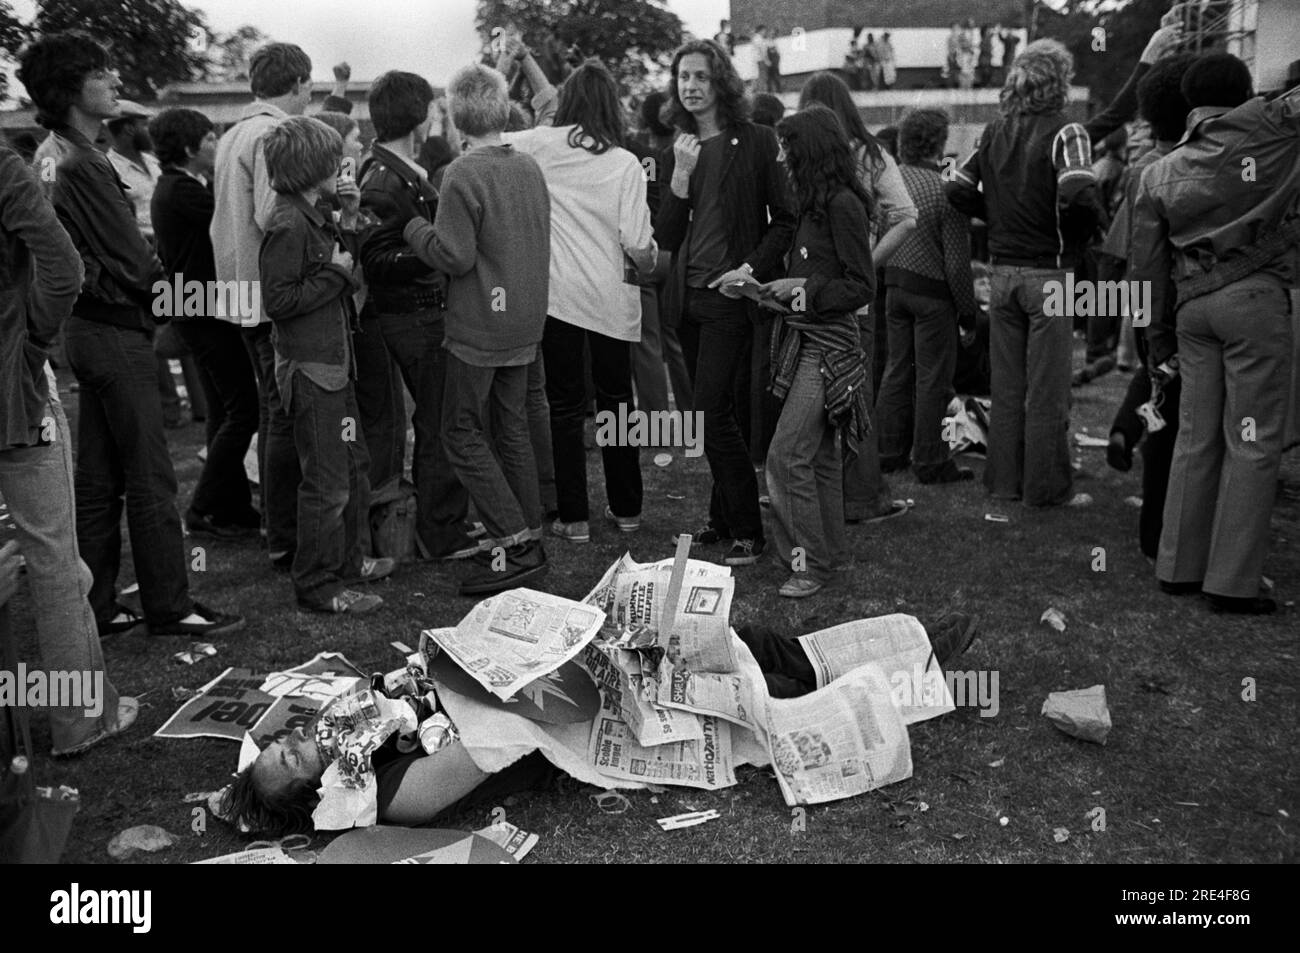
[{"xmin": 404, "ymin": 144, "xmax": 550, "ymax": 365}]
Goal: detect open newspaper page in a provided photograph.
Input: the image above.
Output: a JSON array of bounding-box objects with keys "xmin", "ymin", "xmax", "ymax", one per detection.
[
  {"xmin": 424, "ymin": 589, "xmax": 605, "ymax": 701},
  {"xmin": 656, "ymin": 627, "xmax": 767, "ymax": 731},
  {"xmin": 580, "ymin": 641, "xmax": 704, "ymax": 746},
  {"xmin": 765, "ymin": 664, "xmax": 913, "ymax": 806},
  {"xmin": 797, "ymin": 613, "xmax": 954, "ymax": 724},
  {"xmin": 588, "ymin": 691, "xmax": 736, "ymax": 790}
]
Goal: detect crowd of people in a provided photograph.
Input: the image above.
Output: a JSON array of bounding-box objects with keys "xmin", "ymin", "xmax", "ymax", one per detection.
[{"xmin": 1, "ymin": 8, "xmax": 1295, "ymax": 768}]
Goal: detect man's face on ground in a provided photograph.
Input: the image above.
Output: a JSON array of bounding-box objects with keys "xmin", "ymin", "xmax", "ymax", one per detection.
[
  {"xmin": 76, "ymin": 67, "xmax": 122, "ymax": 121},
  {"xmin": 251, "ymin": 726, "xmax": 325, "ymax": 798},
  {"xmin": 677, "ymin": 53, "xmax": 717, "ymax": 119}
]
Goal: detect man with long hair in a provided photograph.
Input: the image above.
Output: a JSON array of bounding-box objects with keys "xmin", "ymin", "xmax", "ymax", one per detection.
[
  {"xmin": 655, "ymin": 39, "xmax": 796, "ymax": 567},
  {"xmin": 945, "ymin": 39, "xmax": 1103, "ymax": 508}
]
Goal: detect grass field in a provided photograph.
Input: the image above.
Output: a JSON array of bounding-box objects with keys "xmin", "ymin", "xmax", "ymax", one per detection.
[{"xmin": 10, "ymin": 352, "xmax": 1299, "ymax": 864}]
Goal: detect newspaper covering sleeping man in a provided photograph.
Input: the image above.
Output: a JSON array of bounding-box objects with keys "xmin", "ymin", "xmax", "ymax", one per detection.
[{"xmin": 211, "ymin": 549, "xmax": 981, "ymax": 838}]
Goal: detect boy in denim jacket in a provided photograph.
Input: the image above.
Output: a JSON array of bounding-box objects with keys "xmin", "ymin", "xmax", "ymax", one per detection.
[{"xmin": 260, "ymin": 116, "xmax": 394, "ymax": 614}]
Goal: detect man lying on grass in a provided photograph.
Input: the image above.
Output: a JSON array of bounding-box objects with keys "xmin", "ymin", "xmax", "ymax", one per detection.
[{"xmin": 221, "ymin": 613, "xmax": 979, "ymax": 837}]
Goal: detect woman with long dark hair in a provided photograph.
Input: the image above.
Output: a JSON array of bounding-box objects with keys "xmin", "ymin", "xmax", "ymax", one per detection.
[
  {"xmin": 504, "ymin": 59, "xmax": 656, "ymax": 543},
  {"xmin": 752, "ymin": 105, "xmax": 874, "ymax": 598},
  {"xmin": 799, "ymin": 70, "xmax": 917, "ymax": 525}
]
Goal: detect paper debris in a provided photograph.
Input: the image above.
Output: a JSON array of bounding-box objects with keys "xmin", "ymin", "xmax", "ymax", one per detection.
[
  {"xmin": 590, "ymin": 791, "xmax": 631, "ymax": 814},
  {"xmin": 989, "ymin": 758, "xmax": 1005, "ymax": 768},
  {"xmin": 107, "ymin": 825, "xmax": 177, "ymax": 860},
  {"xmin": 1074, "ymin": 433, "xmax": 1110, "ymax": 448},
  {"xmin": 653, "ymin": 453, "xmax": 673, "ymax": 467},
  {"xmin": 657, "ymin": 809, "xmax": 720, "ymax": 831},
  {"xmin": 999, "ymin": 816, "xmax": 1009, "ymax": 827},
  {"xmin": 1053, "ymin": 827, "xmax": 1070, "ymax": 843},
  {"xmin": 391, "ymin": 641, "xmax": 413, "ymax": 655},
  {"xmin": 1124, "ymin": 496, "xmax": 1143, "ymax": 508},
  {"xmin": 172, "ymin": 642, "xmax": 217, "ymax": 665},
  {"xmin": 1040, "ymin": 608, "xmax": 1067, "ymax": 632},
  {"xmin": 984, "ymin": 513, "xmax": 1009, "ymax": 523},
  {"xmin": 1042, "ymin": 685, "xmax": 1112, "ymax": 745}
]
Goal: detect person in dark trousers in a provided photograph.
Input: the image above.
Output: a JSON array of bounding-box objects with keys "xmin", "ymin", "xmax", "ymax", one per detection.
[
  {"xmin": 402, "ymin": 64, "xmax": 552, "ymax": 597},
  {"xmin": 877, "ymin": 108, "xmax": 978, "ymax": 484},
  {"xmin": 259, "ymin": 116, "xmax": 396, "ymax": 614},
  {"xmin": 1102, "ymin": 54, "xmax": 1198, "ymax": 561},
  {"xmin": 359, "ymin": 70, "xmax": 481, "ymax": 562},
  {"xmin": 655, "ymin": 39, "xmax": 797, "ymax": 567},
  {"xmin": 19, "ymin": 31, "xmax": 244, "ymax": 639},
  {"xmin": 1129, "ymin": 54, "xmax": 1299, "ymax": 615},
  {"xmin": 149, "ymin": 107, "xmax": 261, "ymax": 539}
]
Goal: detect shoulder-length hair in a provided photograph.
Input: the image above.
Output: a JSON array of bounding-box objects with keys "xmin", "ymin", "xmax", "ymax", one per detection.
[
  {"xmin": 1000, "ymin": 39, "xmax": 1073, "ymax": 117},
  {"xmin": 797, "ymin": 71, "xmax": 882, "ymax": 169},
  {"xmin": 776, "ymin": 105, "xmax": 874, "ymax": 222},
  {"xmin": 663, "ymin": 39, "xmax": 750, "ymax": 134},
  {"xmin": 554, "ymin": 59, "xmax": 627, "ymax": 155}
]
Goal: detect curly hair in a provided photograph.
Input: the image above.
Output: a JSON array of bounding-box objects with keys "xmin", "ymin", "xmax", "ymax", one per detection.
[
  {"xmin": 898, "ymin": 108, "xmax": 950, "ymax": 166},
  {"xmin": 148, "ymin": 108, "xmax": 214, "ymax": 167},
  {"xmin": 663, "ymin": 39, "xmax": 750, "ymax": 134},
  {"xmin": 1137, "ymin": 53, "xmax": 1198, "ymax": 142},
  {"xmin": 775, "ymin": 105, "xmax": 874, "ymax": 222},
  {"xmin": 1181, "ymin": 52, "xmax": 1253, "ymax": 110},
  {"xmin": 17, "ymin": 31, "xmax": 113, "ymax": 130},
  {"xmin": 219, "ymin": 766, "xmax": 318, "ymax": 838},
  {"xmin": 999, "ymin": 39, "xmax": 1073, "ymax": 117}
]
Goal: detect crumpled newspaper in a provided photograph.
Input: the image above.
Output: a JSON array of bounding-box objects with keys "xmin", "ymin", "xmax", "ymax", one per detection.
[
  {"xmin": 1042, "ymin": 685, "xmax": 1111, "ymax": 745},
  {"xmin": 310, "ymin": 689, "xmax": 419, "ymax": 830},
  {"xmin": 107, "ymin": 824, "xmax": 177, "ymax": 860}
]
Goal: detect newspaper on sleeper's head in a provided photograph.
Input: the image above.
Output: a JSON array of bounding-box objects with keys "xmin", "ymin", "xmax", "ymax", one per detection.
[
  {"xmin": 766, "ymin": 664, "xmax": 913, "ymax": 806},
  {"xmin": 797, "ymin": 613, "xmax": 954, "ymax": 725},
  {"xmin": 579, "ymin": 640, "xmax": 704, "ymax": 747},
  {"xmin": 423, "ymin": 589, "xmax": 605, "ymax": 701}
]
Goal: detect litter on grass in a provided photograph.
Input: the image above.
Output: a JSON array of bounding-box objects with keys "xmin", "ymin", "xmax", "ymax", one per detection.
[
  {"xmin": 107, "ymin": 825, "xmax": 177, "ymax": 860},
  {"xmin": 1042, "ymin": 685, "xmax": 1112, "ymax": 745},
  {"xmin": 658, "ymin": 809, "xmax": 720, "ymax": 830},
  {"xmin": 1040, "ymin": 608, "xmax": 1067, "ymax": 632}
]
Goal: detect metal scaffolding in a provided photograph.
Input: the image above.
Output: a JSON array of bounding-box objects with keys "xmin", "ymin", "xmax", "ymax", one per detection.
[{"xmin": 1173, "ymin": 0, "xmax": 1258, "ymax": 72}]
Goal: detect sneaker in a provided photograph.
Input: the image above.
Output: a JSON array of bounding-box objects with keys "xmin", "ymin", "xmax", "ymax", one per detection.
[
  {"xmin": 185, "ymin": 511, "xmax": 260, "ymax": 539},
  {"xmin": 724, "ymin": 538, "xmax": 765, "ymax": 566},
  {"xmin": 604, "ymin": 506, "xmax": 640, "ymax": 534},
  {"xmin": 149, "ymin": 602, "xmax": 245, "ymax": 638},
  {"xmin": 927, "ymin": 612, "xmax": 979, "ymax": 669},
  {"xmin": 674, "ymin": 525, "xmax": 729, "ymax": 546},
  {"xmin": 459, "ymin": 540, "xmax": 549, "ymax": 596},
  {"xmin": 309, "ymin": 589, "xmax": 383, "ymax": 614},
  {"xmin": 347, "ymin": 555, "xmax": 395, "ymax": 585},
  {"xmin": 51, "ymin": 697, "xmax": 140, "ymax": 758},
  {"xmin": 551, "ymin": 519, "xmax": 591, "ymax": 543},
  {"xmin": 779, "ymin": 575, "xmax": 823, "ymax": 599},
  {"xmin": 852, "ymin": 500, "xmax": 910, "ymax": 525}
]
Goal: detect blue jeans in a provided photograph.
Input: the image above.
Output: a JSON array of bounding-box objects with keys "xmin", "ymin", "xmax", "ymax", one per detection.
[
  {"xmin": 678, "ymin": 289, "xmax": 764, "ymax": 542},
  {"xmin": 242, "ymin": 324, "xmax": 301, "ymax": 556},
  {"xmin": 442, "ymin": 354, "xmax": 538, "ymax": 546},
  {"xmin": 0, "ymin": 388, "xmax": 122, "ymax": 751},
  {"xmin": 287, "ymin": 373, "xmax": 370, "ymax": 608},
  {"xmin": 986, "ymin": 266, "xmax": 1073, "ymax": 506},
  {"xmin": 372, "ymin": 308, "xmax": 473, "ymax": 556},
  {"xmin": 766, "ymin": 349, "xmax": 846, "ymax": 582},
  {"xmin": 353, "ymin": 311, "xmax": 406, "ymax": 493},
  {"xmin": 842, "ymin": 309, "xmax": 892, "ymax": 519},
  {"xmin": 63, "ymin": 317, "xmax": 192, "ymax": 626}
]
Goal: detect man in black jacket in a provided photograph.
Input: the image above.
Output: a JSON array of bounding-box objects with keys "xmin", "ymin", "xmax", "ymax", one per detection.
[
  {"xmin": 655, "ymin": 39, "xmax": 796, "ymax": 567},
  {"xmin": 150, "ymin": 107, "xmax": 261, "ymax": 540},
  {"xmin": 359, "ymin": 71, "xmax": 477, "ymax": 560},
  {"xmin": 19, "ymin": 32, "xmax": 243, "ymax": 640}
]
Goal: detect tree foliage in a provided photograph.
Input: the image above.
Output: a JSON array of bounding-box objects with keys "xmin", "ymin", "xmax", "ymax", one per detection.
[
  {"xmin": 0, "ymin": 1, "xmax": 28, "ymax": 56},
  {"xmin": 1036, "ymin": 0, "xmax": 1169, "ymax": 107},
  {"xmin": 476, "ymin": 0, "xmax": 684, "ymax": 93},
  {"xmin": 30, "ymin": 0, "xmax": 210, "ymax": 100},
  {"xmin": 203, "ymin": 24, "xmax": 272, "ymax": 83}
]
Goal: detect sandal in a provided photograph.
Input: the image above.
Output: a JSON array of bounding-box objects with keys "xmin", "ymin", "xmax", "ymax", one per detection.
[
  {"xmin": 52, "ymin": 696, "xmax": 140, "ymax": 758},
  {"xmin": 100, "ymin": 604, "xmax": 145, "ymax": 637}
]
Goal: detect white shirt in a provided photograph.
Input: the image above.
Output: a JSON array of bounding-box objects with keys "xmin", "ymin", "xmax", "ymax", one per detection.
[
  {"xmin": 502, "ymin": 124, "xmax": 657, "ymax": 342},
  {"xmin": 107, "ymin": 148, "xmax": 163, "ymax": 238}
]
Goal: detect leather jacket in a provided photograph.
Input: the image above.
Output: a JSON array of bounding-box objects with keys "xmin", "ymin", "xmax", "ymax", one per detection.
[{"xmin": 358, "ymin": 144, "xmax": 446, "ymax": 315}]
